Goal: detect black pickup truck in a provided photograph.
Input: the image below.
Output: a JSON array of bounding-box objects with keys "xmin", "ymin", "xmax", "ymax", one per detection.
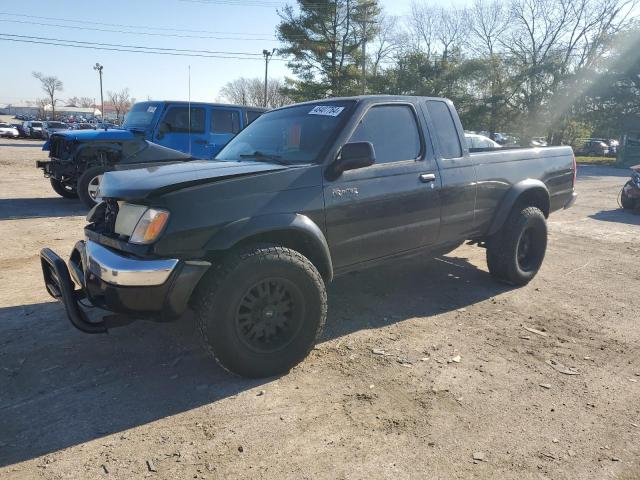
[{"xmin": 40, "ymin": 96, "xmax": 576, "ymax": 378}]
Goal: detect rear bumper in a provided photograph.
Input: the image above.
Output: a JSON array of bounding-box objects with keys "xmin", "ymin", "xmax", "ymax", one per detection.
[
  {"xmin": 563, "ymin": 191, "xmax": 577, "ymax": 209},
  {"xmin": 40, "ymin": 240, "xmax": 210, "ymax": 332}
]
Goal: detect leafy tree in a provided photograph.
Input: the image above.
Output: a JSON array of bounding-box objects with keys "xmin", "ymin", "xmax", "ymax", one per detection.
[{"xmin": 277, "ymin": 0, "xmax": 381, "ymax": 100}]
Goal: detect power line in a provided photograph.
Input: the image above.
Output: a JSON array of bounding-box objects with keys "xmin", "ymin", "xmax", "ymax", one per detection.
[
  {"xmin": 0, "ymin": 34, "xmax": 288, "ymax": 60},
  {"xmin": 0, "ymin": 12, "xmax": 277, "ymax": 36},
  {"xmin": 1, "ymin": 33, "xmax": 276, "ymax": 56},
  {"xmin": 0, "ymin": 18, "xmax": 280, "ymax": 42}
]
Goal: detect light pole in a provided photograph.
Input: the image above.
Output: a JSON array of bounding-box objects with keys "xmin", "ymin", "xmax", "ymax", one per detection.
[
  {"xmin": 262, "ymin": 49, "xmax": 275, "ymax": 108},
  {"xmin": 93, "ymin": 63, "xmax": 104, "ymax": 120}
]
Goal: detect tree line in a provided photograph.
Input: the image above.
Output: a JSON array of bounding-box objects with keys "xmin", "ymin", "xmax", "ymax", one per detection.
[
  {"xmin": 221, "ymin": 0, "xmax": 639, "ymax": 145},
  {"xmin": 31, "ymin": 71, "xmax": 134, "ymax": 122}
]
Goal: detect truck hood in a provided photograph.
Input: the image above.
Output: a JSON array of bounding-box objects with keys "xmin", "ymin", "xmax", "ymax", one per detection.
[
  {"xmin": 99, "ymin": 160, "xmax": 288, "ymax": 200},
  {"xmin": 51, "ymin": 129, "xmax": 135, "ymax": 142}
]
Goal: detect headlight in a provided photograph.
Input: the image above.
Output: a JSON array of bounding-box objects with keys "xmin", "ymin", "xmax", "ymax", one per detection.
[{"xmin": 129, "ymin": 208, "xmax": 170, "ymax": 244}]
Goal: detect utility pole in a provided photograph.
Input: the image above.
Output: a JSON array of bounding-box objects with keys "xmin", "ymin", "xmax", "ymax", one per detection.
[
  {"xmin": 262, "ymin": 49, "xmax": 275, "ymax": 108},
  {"xmin": 360, "ymin": 1, "xmax": 376, "ymax": 95},
  {"xmin": 93, "ymin": 63, "xmax": 104, "ymax": 120},
  {"xmin": 361, "ymin": 4, "xmax": 367, "ymax": 95}
]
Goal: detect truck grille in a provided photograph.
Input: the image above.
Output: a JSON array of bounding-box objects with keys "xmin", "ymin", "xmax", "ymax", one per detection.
[
  {"xmin": 104, "ymin": 200, "xmax": 119, "ymax": 234},
  {"xmin": 49, "ymin": 136, "xmax": 73, "ymax": 160}
]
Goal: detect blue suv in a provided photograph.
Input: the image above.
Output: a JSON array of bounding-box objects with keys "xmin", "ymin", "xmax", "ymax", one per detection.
[{"xmin": 37, "ymin": 101, "xmax": 266, "ymax": 207}]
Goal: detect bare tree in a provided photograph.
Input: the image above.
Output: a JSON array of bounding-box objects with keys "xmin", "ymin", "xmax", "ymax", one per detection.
[
  {"xmin": 35, "ymin": 98, "xmax": 48, "ymax": 120},
  {"xmin": 370, "ymin": 15, "xmax": 402, "ymax": 76},
  {"xmin": 469, "ymin": 0, "xmax": 510, "ymax": 56},
  {"xmin": 107, "ymin": 88, "xmax": 132, "ymax": 123},
  {"xmin": 220, "ymin": 78, "xmax": 291, "ymax": 109},
  {"xmin": 435, "ymin": 7, "xmax": 469, "ymax": 61},
  {"xmin": 32, "ymin": 72, "xmax": 63, "ymax": 120},
  {"xmin": 79, "ymin": 97, "xmax": 95, "ymax": 108},
  {"xmin": 408, "ymin": 2, "xmax": 438, "ymax": 58}
]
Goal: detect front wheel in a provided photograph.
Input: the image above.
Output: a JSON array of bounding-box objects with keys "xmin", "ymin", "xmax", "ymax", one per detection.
[
  {"xmin": 621, "ymin": 184, "xmax": 637, "ymax": 210},
  {"xmin": 193, "ymin": 246, "xmax": 327, "ymax": 378},
  {"xmin": 49, "ymin": 178, "xmax": 78, "ymax": 199},
  {"xmin": 486, "ymin": 206, "xmax": 547, "ymax": 286},
  {"xmin": 77, "ymin": 166, "xmax": 106, "ymax": 208}
]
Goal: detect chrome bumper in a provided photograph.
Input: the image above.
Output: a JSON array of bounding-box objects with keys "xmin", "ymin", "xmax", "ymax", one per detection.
[{"xmin": 85, "ymin": 240, "xmax": 178, "ymax": 286}]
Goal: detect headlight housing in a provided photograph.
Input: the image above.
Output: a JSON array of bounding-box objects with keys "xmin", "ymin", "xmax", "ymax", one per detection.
[{"xmin": 129, "ymin": 208, "xmax": 170, "ymax": 244}]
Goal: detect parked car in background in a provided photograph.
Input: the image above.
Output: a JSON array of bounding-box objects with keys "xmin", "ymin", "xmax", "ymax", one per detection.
[
  {"xmin": 42, "ymin": 121, "xmax": 69, "ymax": 139},
  {"xmin": 69, "ymin": 123, "xmax": 94, "ymax": 130},
  {"xmin": 465, "ymin": 133, "xmax": 502, "ymax": 150},
  {"xmin": 38, "ymin": 101, "xmax": 267, "ymax": 207},
  {"xmin": 575, "ymin": 139, "xmax": 609, "ymax": 156},
  {"xmin": 14, "ymin": 123, "xmax": 29, "ymax": 138},
  {"xmin": 0, "ymin": 122, "xmax": 20, "ymax": 138},
  {"xmin": 530, "ymin": 137, "xmax": 548, "ymax": 147},
  {"xmin": 93, "ymin": 122, "xmax": 120, "ymax": 130},
  {"xmin": 24, "ymin": 121, "xmax": 44, "ymax": 138}
]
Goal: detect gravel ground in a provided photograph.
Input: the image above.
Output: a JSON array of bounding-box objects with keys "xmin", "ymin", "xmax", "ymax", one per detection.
[{"xmin": 0, "ymin": 139, "xmax": 639, "ymax": 480}]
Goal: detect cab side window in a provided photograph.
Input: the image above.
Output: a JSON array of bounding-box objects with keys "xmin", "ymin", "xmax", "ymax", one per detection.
[
  {"xmin": 211, "ymin": 109, "xmax": 240, "ymax": 134},
  {"xmin": 348, "ymin": 105, "xmax": 421, "ymax": 164},
  {"xmin": 425, "ymin": 101, "xmax": 462, "ymax": 159},
  {"xmin": 162, "ymin": 107, "xmax": 205, "ymax": 133}
]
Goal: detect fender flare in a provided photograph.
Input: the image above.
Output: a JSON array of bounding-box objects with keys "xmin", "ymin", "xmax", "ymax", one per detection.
[
  {"xmin": 204, "ymin": 213, "xmax": 333, "ymax": 281},
  {"xmin": 488, "ymin": 179, "xmax": 550, "ymax": 236}
]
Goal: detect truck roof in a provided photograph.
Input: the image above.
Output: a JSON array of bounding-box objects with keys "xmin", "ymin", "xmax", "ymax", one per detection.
[
  {"xmin": 140, "ymin": 100, "xmax": 267, "ymax": 111},
  {"xmin": 268, "ymin": 95, "xmax": 451, "ymax": 112}
]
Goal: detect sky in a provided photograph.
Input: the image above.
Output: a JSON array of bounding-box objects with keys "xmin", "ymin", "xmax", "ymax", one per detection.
[{"xmin": 0, "ymin": 0, "xmax": 457, "ymax": 105}]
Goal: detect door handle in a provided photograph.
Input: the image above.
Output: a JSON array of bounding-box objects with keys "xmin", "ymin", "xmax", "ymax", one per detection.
[
  {"xmin": 419, "ymin": 173, "xmax": 436, "ymax": 183},
  {"xmin": 193, "ymin": 139, "xmax": 207, "ymax": 145}
]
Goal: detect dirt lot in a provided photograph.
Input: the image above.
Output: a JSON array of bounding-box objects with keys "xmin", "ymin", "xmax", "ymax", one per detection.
[{"xmin": 0, "ymin": 139, "xmax": 639, "ymax": 479}]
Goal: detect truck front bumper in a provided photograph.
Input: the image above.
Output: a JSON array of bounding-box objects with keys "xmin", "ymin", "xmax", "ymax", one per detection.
[{"xmin": 40, "ymin": 240, "xmax": 210, "ymax": 333}]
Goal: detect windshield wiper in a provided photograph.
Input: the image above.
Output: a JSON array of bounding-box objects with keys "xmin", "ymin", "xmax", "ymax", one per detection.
[{"xmin": 239, "ymin": 151, "xmax": 291, "ymax": 165}]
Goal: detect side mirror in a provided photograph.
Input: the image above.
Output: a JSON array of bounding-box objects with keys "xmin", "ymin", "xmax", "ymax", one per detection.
[
  {"xmin": 332, "ymin": 142, "xmax": 375, "ymax": 176},
  {"xmin": 157, "ymin": 121, "xmax": 169, "ymax": 139}
]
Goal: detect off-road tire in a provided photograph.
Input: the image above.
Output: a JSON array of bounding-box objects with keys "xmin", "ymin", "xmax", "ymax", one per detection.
[
  {"xmin": 621, "ymin": 184, "xmax": 637, "ymax": 210},
  {"xmin": 486, "ymin": 206, "xmax": 547, "ymax": 286},
  {"xmin": 49, "ymin": 178, "xmax": 78, "ymax": 199},
  {"xmin": 77, "ymin": 166, "xmax": 106, "ymax": 208},
  {"xmin": 193, "ymin": 245, "xmax": 327, "ymax": 378}
]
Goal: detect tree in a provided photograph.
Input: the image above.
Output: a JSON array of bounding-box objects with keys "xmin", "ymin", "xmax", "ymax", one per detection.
[
  {"xmin": 107, "ymin": 88, "xmax": 132, "ymax": 123},
  {"xmin": 35, "ymin": 98, "xmax": 48, "ymax": 120},
  {"xmin": 220, "ymin": 77, "xmax": 292, "ymax": 108},
  {"xmin": 79, "ymin": 97, "xmax": 95, "ymax": 108},
  {"xmin": 32, "ymin": 72, "xmax": 63, "ymax": 120},
  {"xmin": 277, "ymin": 0, "xmax": 381, "ymax": 100}
]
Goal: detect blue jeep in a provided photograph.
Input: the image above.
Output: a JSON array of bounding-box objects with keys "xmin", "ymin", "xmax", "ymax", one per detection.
[{"xmin": 37, "ymin": 101, "xmax": 266, "ymax": 207}]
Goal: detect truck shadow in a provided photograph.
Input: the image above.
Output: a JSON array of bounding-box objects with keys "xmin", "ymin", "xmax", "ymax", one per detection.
[
  {"xmin": 0, "ymin": 253, "xmax": 508, "ymax": 467},
  {"xmin": 589, "ymin": 208, "xmax": 640, "ymax": 225},
  {"xmin": 0, "ymin": 198, "xmax": 86, "ymax": 220}
]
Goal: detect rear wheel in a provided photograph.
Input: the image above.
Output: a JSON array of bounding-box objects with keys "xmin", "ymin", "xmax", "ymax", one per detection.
[
  {"xmin": 77, "ymin": 166, "xmax": 106, "ymax": 208},
  {"xmin": 49, "ymin": 178, "xmax": 78, "ymax": 199},
  {"xmin": 486, "ymin": 206, "xmax": 547, "ymax": 286},
  {"xmin": 193, "ymin": 245, "xmax": 327, "ymax": 378}
]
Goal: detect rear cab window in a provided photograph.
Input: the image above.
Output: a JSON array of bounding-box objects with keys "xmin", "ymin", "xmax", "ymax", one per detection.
[{"xmin": 425, "ymin": 100, "xmax": 462, "ymax": 159}]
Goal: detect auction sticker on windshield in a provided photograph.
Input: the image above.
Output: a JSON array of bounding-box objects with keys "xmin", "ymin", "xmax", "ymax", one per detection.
[{"xmin": 309, "ymin": 106, "xmax": 345, "ymax": 117}]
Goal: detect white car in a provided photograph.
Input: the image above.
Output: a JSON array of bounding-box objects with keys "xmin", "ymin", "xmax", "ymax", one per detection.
[
  {"xmin": 465, "ymin": 133, "xmax": 502, "ymax": 150},
  {"xmin": 0, "ymin": 122, "xmax": 19, "ymax": 138}
]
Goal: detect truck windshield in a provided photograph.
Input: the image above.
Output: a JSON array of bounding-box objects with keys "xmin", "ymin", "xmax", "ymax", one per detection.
[
  {"xmin": 122, "ymin": 102, "xmax": 161, "ymax": 129},
  {"xmin": 216, "ymin": 101, "xmax": 355, "ymax": 164}
]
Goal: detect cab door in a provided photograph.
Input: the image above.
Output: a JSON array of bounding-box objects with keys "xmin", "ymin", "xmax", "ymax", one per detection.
[
  {"xmin": 206, "ymin": 107, "xmax": 242, "ymax": 158},
  {"xmin": 154, "ymin": 105, "xmax": 209, "ymax": 158},
  {"xmin": 323, "ymin": 103, "xmax": 441, "ymax": 269}
]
